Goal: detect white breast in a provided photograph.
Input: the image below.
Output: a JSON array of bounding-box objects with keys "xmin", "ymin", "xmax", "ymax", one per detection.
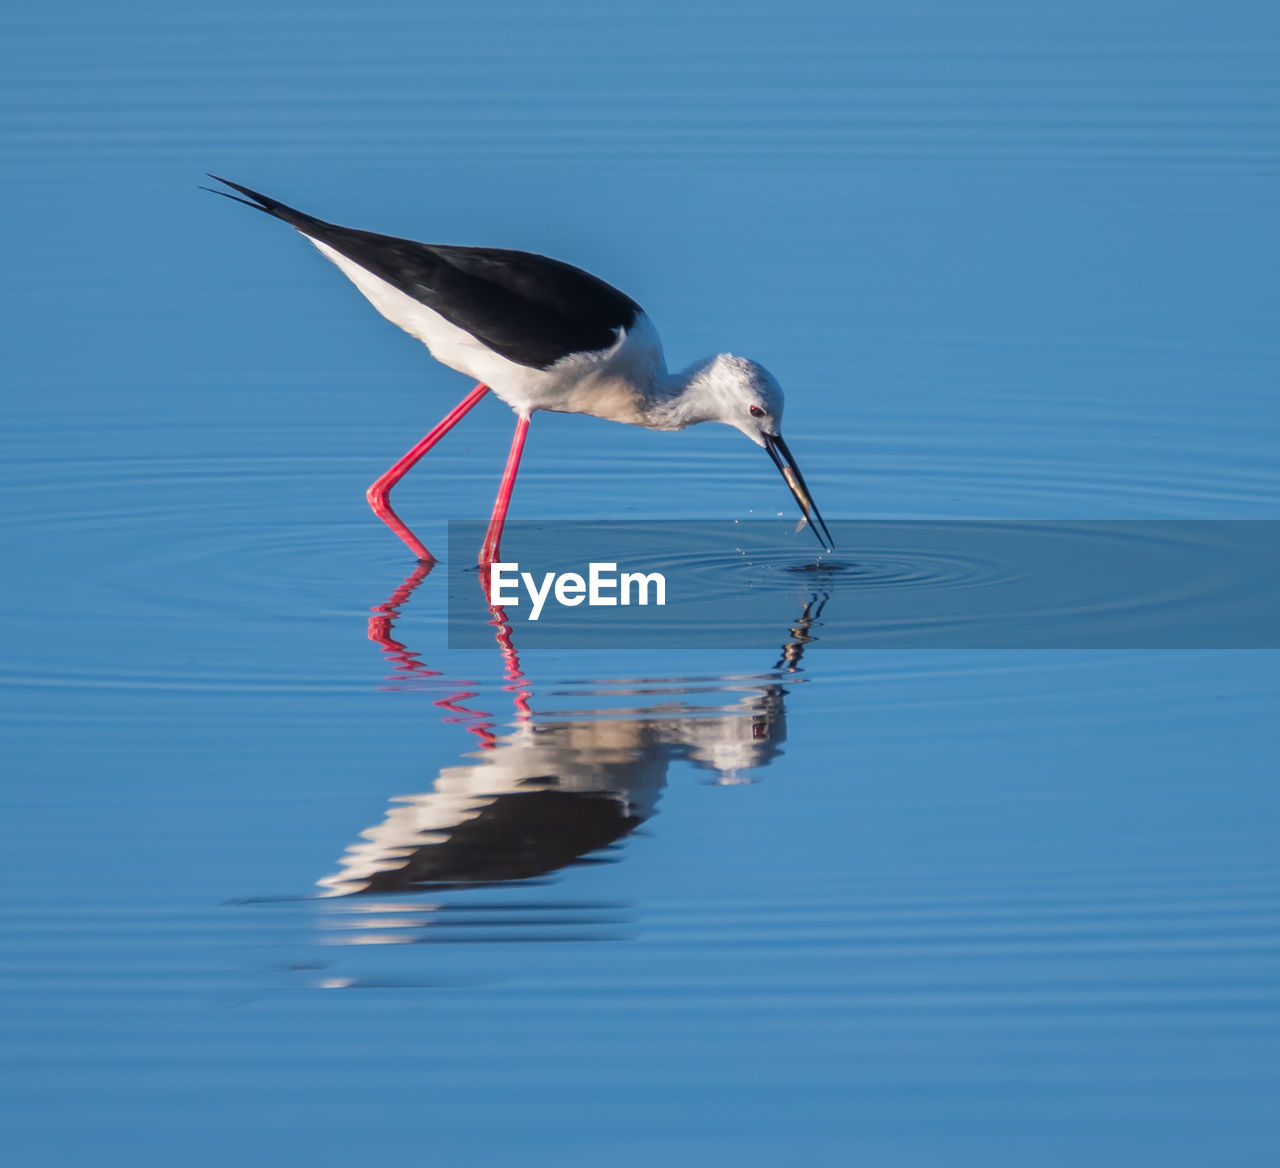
[{"xmin": 308, "ymin": 236, "xmax": 667, "ymax": 423}]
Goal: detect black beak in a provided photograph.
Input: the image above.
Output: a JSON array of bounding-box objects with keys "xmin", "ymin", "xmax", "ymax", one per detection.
[{"xmin": 764, "ymin": 434, "xmax": 834, "ymax": 553}]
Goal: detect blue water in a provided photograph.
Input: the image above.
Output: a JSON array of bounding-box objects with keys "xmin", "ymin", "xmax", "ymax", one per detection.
[{"xmin": 3, "ymin": 1, "xmax": 1279, "ymax": 1164}]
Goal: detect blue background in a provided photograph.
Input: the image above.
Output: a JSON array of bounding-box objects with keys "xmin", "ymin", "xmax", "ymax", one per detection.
[{"xmin": 3, "ymin": 2, "xmax": 1279, "ymax": 1165}]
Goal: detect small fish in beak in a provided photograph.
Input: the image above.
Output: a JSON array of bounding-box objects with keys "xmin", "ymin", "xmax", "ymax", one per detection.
[{"xmin": 764, "ymin": 434, "xmax": 834, "ymax": 553}]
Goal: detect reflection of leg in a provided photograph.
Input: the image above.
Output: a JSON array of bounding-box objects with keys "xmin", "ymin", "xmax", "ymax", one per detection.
[
  {"xmin": 368, "ymin": 561, "xmax": 439, "ymax": 684},
  {"xmin": 367, "ymin": 382, "xmax": 491, "ymax": 562},
  {"xmin": 479, "ymin": 414, "xmax": 530, "ymax": 567},
  {"xmin": 364, "ymin": 561, "xmax": 498, "ymax": 741},
  {"xmin": 489, "ymin": 603, "xmax": 533, "ymax": 721},
  {"xmin": 434, "ymin": 690, "xmax": 499, "ymax": 749}
]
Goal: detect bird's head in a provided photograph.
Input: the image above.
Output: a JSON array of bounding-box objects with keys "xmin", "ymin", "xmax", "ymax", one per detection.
[
  {"xmin": 693, "ymin": 354, "xmax": 787, "ymax": 446},
  {"xmin": 689, "ymin": 355, "xmax": 834, "ymax": 553}
]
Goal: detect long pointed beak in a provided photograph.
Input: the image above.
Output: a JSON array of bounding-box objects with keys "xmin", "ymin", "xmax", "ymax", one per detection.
[{"xmin": 765, "ymin": 434, "xmax": 834, "ymax": 553}]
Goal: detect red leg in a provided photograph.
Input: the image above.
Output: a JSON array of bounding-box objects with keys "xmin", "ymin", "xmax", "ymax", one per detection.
[
  {"xmin": 367, "ymin": 382, "xmax": 490, "ymax": 562},
  {"xmin": 479, "ymin": 415, "xmax": 530, "ymax": 567}
]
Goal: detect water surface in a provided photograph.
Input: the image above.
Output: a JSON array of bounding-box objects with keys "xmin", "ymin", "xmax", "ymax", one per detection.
[{"xmin": 3, "ymin": 1, "xmax": 1279, "ymax": 1164}]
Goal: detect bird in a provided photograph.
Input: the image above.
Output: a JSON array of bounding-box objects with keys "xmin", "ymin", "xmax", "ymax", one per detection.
[{"xmin": 205, "ymin": 176, "xmax": 833, "ymax": 565}]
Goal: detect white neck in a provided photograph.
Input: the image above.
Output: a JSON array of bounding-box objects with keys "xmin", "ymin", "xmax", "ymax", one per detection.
[
  {"xmin": 637, "ymin": 357, "xmax": 727, "ymax": 431},
  {"xmin": 543, "ymin": 317, "xmax": 768, "ymax": 435}
]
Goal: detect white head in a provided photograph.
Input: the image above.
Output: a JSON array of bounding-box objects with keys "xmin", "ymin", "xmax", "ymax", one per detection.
[
  {"xmin": 685, "ymin": 354, "xmax": 786, "ymax": 446},
  {"xmin": 679, "ymin": 354, "xmax": 833, "ymax": 552}
]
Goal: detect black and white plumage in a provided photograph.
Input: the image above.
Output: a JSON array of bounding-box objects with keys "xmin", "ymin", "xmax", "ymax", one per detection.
[
  {"xmin": 208, "ymin": 176, "xmax": 833, "ymax": 559},
  {"xmin": 215, "ymin": 180, "xmax": 641, "ymax": 370}
]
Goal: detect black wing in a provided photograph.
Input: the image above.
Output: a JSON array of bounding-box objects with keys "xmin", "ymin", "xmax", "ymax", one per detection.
[{"xmin": 207, "ymin": 176, "xmax": 641, "ymax": 369}]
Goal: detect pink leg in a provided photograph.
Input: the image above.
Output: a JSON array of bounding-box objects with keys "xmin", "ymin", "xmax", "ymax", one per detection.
[
  {"xmin": 479, "ymin": 415, "xmax": 530, "ymax": 567},
  {"xmin": 367, "ymin": 382, "xmax": 490, "ymax": 562}
]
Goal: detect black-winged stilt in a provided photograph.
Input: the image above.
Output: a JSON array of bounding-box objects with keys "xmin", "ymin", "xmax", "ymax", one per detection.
[{"xmin": 207, "ymin": 177, "xmax": 834, "ymax": 565}]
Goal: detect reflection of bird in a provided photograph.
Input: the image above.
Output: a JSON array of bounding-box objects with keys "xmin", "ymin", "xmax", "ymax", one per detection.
[
  {"xmin": 317, "ymin": 684, "xmax": 787, "ymax": 897},
  {"xmin": 318, "ymin": 592, "xmax": 827, "ymax": 896},
  {"xmin": 207, "ymin": 177, "xmax": 833, "ymax": 564}
]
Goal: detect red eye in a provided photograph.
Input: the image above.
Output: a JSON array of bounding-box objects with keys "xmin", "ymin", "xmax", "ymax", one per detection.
[{"xmin": 749, "ymin": 405, "xmax": 765, "ymax": 418}]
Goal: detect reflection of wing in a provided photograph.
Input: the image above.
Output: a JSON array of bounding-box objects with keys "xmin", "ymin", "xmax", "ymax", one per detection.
[
  {"xmin": 318, "ymin": 685, "xmax": 791, "ymax": 895},
  {"xmin": 338, "ymin": 790, "xmax": 644, "ymax": 890},
  {"xmin": 318, "ymin": 719, "xmax": 671, "ymax": 895}
]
